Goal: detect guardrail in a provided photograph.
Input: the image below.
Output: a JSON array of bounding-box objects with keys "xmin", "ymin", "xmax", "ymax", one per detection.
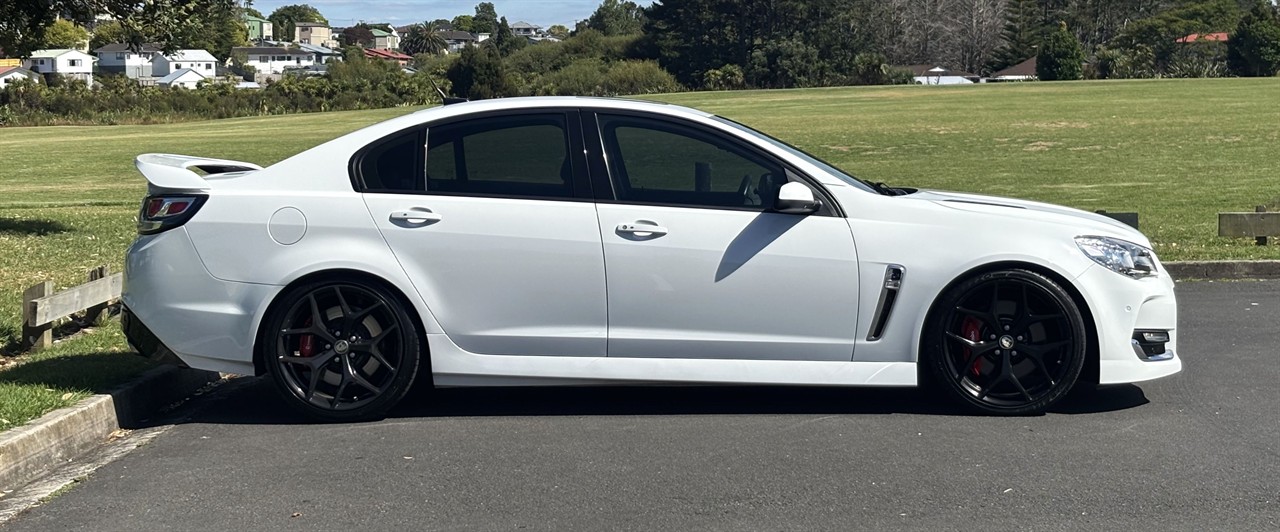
[
  {"xmin": 21, "ymin": 266, "xmax": 121, "ymax": 351},
  {"xmin": 1219, "ymin": 206, "xmax": 1277, "ymax": 246}
]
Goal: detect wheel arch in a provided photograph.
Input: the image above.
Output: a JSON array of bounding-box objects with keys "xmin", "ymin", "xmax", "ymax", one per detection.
[
  {"xmin": 251, "ymin": 268, "xmax": 432, "ymax": 378},
  {"xmin": 919, "ymin": 260, "xmax": 1100, "ymax": 384}
]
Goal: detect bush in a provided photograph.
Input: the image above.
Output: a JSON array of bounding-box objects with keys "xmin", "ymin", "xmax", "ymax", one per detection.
[
  {"xmin": 702, "ymin": 64, "xmax": 745, "ymax": 91},
  {"xmin": 446, "ymin": 45, "xmax": 518, "ymax": 100},
  {"xmin": 539, "ymin": 58, "xmax": 607, "ymax": 96},
  {"xmin": 601, "ymin": 60, "xmax": 681, "ymax": 95},
  {"xmin": 1228, "ymin": 2, "xmax": 1280, "ymax": 77},
  {"xmin": 1037, "ymin": 22, "xmax": 1087, "ymax": 81}
]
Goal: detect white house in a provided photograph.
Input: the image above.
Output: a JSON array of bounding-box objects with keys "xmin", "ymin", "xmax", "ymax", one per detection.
[
  {"xmin": 22, "ymin": 49, "xmax": 96, "ymax": 84},
  {"xmin": 231, "ymin": 46, "xmax": 316, "ymax": 74},
  {"xmin": 151, "ymin": 50, "xmax": 217, "ymax": 77},
  {"xmin": 157, "ymin": 68, "xmax": 208, "ymax": 89},
  {"xmin": 93, "ymin": 43, "xmax": 162, "ymax": 78},
  {"xmin": 510, "ymin": 21, "xmax": 541, "ymax": 37},
  {"xmin": 901, "ymin": 64, "xmax": 977, "ymax": 85},
  {"xmin": 0, "ymin": 66, "xmax": 38, "ymax": 88}
]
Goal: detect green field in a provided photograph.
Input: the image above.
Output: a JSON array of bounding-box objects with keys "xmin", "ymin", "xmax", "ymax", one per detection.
[{"xmin": 1, "ymin": 78, "xmax": 1278, "ymax": 429}]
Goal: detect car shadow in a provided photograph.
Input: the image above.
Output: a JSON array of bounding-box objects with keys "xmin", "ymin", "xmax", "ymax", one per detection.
[
  {"xmin": 162, "ymin": 375, "xmax": 1151, "ymax": 427},
  {"xmin": 0, "ymin": 218, "xmax": 71, "ymax": 236}
]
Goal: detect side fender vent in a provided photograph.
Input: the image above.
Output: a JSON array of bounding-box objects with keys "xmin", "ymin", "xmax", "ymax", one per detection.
[{"xmin": 867, "ymin": 265, "xmax": 905, "ymax": 341}]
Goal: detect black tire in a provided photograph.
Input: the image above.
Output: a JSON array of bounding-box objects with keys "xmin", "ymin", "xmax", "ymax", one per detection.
[
  {"xmin": 262, "ymin": 278, "xmax": 421, "ymax": 422},
  {"xmin": 924, "ymin": 269, "xmax": 1087, "ymax": 415}
]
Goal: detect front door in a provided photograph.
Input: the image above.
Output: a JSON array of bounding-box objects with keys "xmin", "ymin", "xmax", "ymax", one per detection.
[{"xmin": 590, "ymin": 113, "xmax": 860, "ymax": 361}]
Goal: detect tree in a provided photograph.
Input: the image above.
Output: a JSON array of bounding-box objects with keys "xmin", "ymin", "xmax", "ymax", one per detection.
[
  {"xmin": 451, "ymin": 15, "xmax": 475, "ymax": 33},
  {"xmin": 339, "ymin": 26, "xmax": 376, "ymax": 47},
  {"xmin": 2, "ymin": 0, "xmax": 237, "ymax": 58},
  {"xmin": 446, "ymin": 44, "xmax": 517, "ymax": 99},
  {"xmin": 546, "ymin": 24, "xmax": 570, "ymax": 40},
  {"xmin": 1037, "ymin": 21, "xmax": 1086, "ymax": 80},
  {"xmin": 402, "ymin": 21, "xmax": 447, "ymax": 56},
  {"xmin": 990, "ymin": 0, "xmax": 1044, "ymax": 71},
  {"xmin": 268, "ymin": 4, "xmax": 327, "ymax": 43},
  {"xmin": 491, "ymin": 17, "xmax": 526, "ymax": 56},
  {"xmin": 585, "ymin": 0, "xmax": 646, "ymax": 36},
  {"xmin": 43, "ymin": 19, "xmax": 91, "ymax": 49},
  {"xmin": 473, "ymin": 2, "xmax": 499, "ymax": 34},
  {"xmin": 89, "ymin": 21, "xmax": 133, "ymax": 51},
  {"xmin": 1227, "ymin": 1, "xmax": 1280, "ymax": 76}
]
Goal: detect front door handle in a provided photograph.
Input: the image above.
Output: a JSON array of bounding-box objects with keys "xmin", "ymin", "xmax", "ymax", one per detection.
[
  {"xmin": 390, "ymin": 210, "xmax": 442, "ymax": 224},
  {"xmin": 616, "ymin": 222, "xmax": 668, "ymax": 237}
]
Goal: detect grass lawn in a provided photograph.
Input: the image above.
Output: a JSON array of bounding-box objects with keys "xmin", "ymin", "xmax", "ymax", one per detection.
[{"xmin": 1, "ymin": 78, "xmax": 1278, "ymax": 430}]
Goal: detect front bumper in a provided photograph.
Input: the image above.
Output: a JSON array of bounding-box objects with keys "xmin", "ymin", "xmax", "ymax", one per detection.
[{"xmin": 1074, "ymin": 263, "xmax": 1182, "ymax": 384}]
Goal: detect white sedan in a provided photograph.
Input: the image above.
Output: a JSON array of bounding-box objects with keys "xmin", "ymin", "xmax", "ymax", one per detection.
[{"xmin": 121, "ymin": 96, "xmax": 1181, "ymax": 420}]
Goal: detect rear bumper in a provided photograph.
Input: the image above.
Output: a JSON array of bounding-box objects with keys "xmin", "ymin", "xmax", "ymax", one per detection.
[{"xmin": 121, "ymin": 305, "xmax": 187, "ymax": 367}]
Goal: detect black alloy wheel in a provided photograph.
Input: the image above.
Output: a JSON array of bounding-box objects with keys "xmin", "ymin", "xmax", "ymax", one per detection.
[
  {"xmin": 926, "ymin": 269, "xmax": 1086, "ymax": 415},
  {"xmin": 264, "ymin": 279, "xmax": 421, "ymax": 421}
]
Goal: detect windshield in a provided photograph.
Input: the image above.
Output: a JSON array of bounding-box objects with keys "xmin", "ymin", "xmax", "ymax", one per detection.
[{"xmin": 711, "ymin": 116, "xmax": 877, "ymax": 194}]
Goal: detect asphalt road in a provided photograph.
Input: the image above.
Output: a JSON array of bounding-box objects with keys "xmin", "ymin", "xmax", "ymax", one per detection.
[{"xmin": 5, "ymin": 280, "xmax": 1279, "ymax": 531}]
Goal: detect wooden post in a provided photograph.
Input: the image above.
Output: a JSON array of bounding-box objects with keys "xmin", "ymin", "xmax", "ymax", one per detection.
[
  {"xmin": 1257, "ymin": 206, "xmax": 1268, "ymax": 246},
  {"xmin": 84, "ymin": 265, "xmax": 110, "ymax": 326},
  {"xmin": 22, "ymin": 281, "xmax": 54, "ymax": 351}
]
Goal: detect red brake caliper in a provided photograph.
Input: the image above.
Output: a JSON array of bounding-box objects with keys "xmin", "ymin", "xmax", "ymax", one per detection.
[
  {"xmin": 299, "ymin": 318, "xmax": 316, "ymax": 357},
  {"xmin": 960, "ymin": 317, "xmax": 983, "ymax": 376}
]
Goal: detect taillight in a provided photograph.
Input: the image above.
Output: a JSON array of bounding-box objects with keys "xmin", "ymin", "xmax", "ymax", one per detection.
[{"xmin": 137, "ymin": 195, "xmax": 207, "ymax": 235}]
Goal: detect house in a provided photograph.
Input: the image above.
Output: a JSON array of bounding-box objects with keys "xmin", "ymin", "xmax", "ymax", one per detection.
[
  {"xmin": 370, "ymin": 28, "xmax": 400, "ymax": 50},
  {"xmin": 295, "ymin": 22, "xmax": 337, "ymax": 48},
  {"xmin": 988, "ymin": 57, "xmax": 1037, "ymax": 82},
  {"xmin": 510, "ymin": 21, "xmax": 541, "ymax": 37},
  {"xmin": 232, "ymin": 46, "xmax": 316, "ymax": 74},
  {"xmin": 1176, "ymin": 32, "xmax": 1229, "ymax": 43},
  {"xmin": 151, "ymin": 49, "xmax": 217, "ymax": 77},
  {"xmin": 0, "ymin": 66, "xmax": 38, "ymax": 89},
  {"xmin": 900, "ymin": 64, "xmax": 977, "ymax": 85},
  {"xmin": 364, "ymin": 48, "xmax": 413, "ymax": 67},
  {"xmin": 22, "ymin": 49, "xmax": 95, "ymax": 84},
  {"xmin": 244, "ymin": 13, "xmax": 274, "ymax": 41},
  {"xmin": 295, "ymin": 42, "xmax": 342, "ymax": 64},
  {"xmin": 93, "ymin": 43, "xmax": 162, "ymax": 78},
  {"xmin": 440, "ymin": 30, "xmax": 477, "ymax": 53},
  {"xmin": 157, "ymin": 68, "xmax": 208, "ymax": 89}
]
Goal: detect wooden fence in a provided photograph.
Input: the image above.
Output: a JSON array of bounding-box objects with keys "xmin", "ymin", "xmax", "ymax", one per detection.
[{"xmin": 21, "ymin": 266, "xmax": 121, "ymax": 351}]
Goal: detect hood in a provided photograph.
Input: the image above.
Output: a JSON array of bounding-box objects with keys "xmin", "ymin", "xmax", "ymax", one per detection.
[{"xmin": 908, "ymin": 189, "xmax": 1151, "ymax": 247}]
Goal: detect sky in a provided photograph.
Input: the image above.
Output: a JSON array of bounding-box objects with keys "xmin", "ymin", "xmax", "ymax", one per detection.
[{"xmin": 250, "ymin": 0, "xmax": 654, "ymax": 30}]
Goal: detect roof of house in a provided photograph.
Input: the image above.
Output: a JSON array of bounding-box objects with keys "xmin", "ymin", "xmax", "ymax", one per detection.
[
  {"xmin": 991, "ymin": 57, "xmax": 1037, "ymax": 78},
  {"xmin": 295, "ymin": 43, "xmax": 339, "ymax": 55},
  {"xmin": 233, "ymin": 47, "xmax": 308, "ymax": 55},
  {"xmin": 440, "ymin": 30, "xmax": 477, "ymax": 41},
  {"xmin": 1176, "ymin": 32, "xmax": 1229, "ymax": 43},
  {"xmin": 160, "ymin": 50, "xmax": 217, "ymax": 62},
  {"xmin": 0, "ymin": 66, "xmax": 37, "ymax": 78},
  {"xmin": 158, "ymin": 68, "xmax": 207, "ymax": 84},
  {"xmin": 900, "ymin": 64, "xmax": 977, "ymax": 77},
  {"xmin": 93, "ymin": 43, "xmax": 163, "ymax": 53},
  {"xmin": 370, "ymin": 28, "xmax": 391, "ymax": 37},
  {"xmin": 511, "ymin": 21, "xmax": 540, "ymax": 29},
  {"xmin": 295, "ymin": 22, "xmax": 328, "ymax": 28},
  {"xmin": 364, "ymin": 48, "xmax": 413, "ymax": 61},
  {"xmin": 28, "ymin": 49, "xmax": 94, "ymax": 59}
]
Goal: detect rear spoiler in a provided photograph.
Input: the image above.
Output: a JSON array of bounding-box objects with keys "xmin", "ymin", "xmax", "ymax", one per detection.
[{"xmin": 135, "ymin": 153, "xmax": 263, "ymax": 192}]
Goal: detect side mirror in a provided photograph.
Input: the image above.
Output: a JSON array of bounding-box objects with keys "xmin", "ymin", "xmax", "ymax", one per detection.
[{"xmin": 773, "ymin": 182, "xmax": 822, "ymax": 215}]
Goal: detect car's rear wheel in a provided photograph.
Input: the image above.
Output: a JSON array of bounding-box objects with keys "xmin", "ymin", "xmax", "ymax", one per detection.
[
  {"xmin": 264, "ymin": 279, "xmax": 420, "ymax": 421},
  {"xmin": 925, "ymin": 269, "xmax": 1086, "ymax": 415}
]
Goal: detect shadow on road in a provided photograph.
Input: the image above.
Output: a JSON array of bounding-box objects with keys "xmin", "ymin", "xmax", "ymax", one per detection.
[{"xmin": 167, "ymin": 376, "xmax": 1150, "ymax": 426}]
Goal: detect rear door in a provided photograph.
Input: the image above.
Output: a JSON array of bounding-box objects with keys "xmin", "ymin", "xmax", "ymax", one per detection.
[{"xmin": 359, "ymin": 109, "xmax": 608, "ymax": 357}]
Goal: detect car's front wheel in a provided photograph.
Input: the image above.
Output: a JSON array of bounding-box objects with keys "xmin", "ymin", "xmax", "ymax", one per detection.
[
  {"xmin": 925, "ymin": 269, "xmax": 1087, "ymax": 415},
  {"xmin": 263, "ymin": 279, "xmax": 421, "ymax": 421}
]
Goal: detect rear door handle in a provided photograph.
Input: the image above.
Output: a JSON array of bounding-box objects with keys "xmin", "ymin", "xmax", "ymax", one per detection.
[
  {"xmin": 616, "ymin": 222, "xmax": 668, "ymax": 237},
  {"xmin": 390, "ymin": 210, "xmax": 442, "ymax": 224}
]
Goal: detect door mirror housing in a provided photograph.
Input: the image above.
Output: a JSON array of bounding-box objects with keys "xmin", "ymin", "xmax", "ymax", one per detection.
[{"xmin": 773, "ymin": 182, "xmax": 822, "ymax": 214}]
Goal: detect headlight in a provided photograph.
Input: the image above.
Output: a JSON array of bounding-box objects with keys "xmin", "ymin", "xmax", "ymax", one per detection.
[{"xmin": 1075, "ymin": 236, "xmax": 1158, "ymax": 278}]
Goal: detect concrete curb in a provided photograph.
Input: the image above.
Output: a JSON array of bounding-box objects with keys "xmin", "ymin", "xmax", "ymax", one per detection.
[
  {"xmin": 0, "ymin": 365, "xmax": 220, "ymax": 495},
  {"xmin": 1165, "ymin": 260, "xmax": 1280, "ymax": 280}
]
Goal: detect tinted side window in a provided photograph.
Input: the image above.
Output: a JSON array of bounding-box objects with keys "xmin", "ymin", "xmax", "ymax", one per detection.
[
  {"xmin": 359, "ymin": 130, "xmax": 423, "ymax": 192},
  {"xmin": 426, "ymin": 114, "xmax": 574, "ymax": 199},
  {"xmin": 598, "ymin": 114, "xmax": 785, "ymax": 210}
]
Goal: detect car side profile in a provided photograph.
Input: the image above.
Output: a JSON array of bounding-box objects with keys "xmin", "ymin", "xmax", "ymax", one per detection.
[{"xmin": 121, "ymin": 96, "xmax": 1181, "ymax": 420}]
